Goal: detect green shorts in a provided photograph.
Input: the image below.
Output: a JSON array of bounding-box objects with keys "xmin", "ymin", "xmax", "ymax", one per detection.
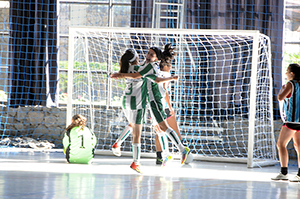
[{"xmin": 149, "ymin": 99, "xmax": 167, "ymax": 124}]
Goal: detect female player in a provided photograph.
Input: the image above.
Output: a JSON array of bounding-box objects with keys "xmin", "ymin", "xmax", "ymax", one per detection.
[
  {"xmin": 111, "ymin": 44, "xmax": 189, "ymax": 167},
  {"xmin": 62, "ymin": 114, "xmax": 97, "ymax": 164},
  {"xmin": 271, "ymin": 63, "xmax": 300, "ymax": 182},
  {"xmin": 112, "ymin": 48, "xmax": 178, "ymax": 173},
  {"xmin": 112, "ymin": 44, "xmax": 182, "ymax": 165},
  {"xmin": 153, "ymin": 44, "xmax": 182, "ymax": 165}
]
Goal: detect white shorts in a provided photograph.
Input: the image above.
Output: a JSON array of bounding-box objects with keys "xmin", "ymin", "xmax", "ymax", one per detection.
[{"xmin": 122, "ymin": 108, "xmax": 146, "ymax": 125}]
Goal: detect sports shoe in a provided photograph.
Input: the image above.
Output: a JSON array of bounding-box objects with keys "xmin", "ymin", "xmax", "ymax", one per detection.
[
  {"xmin": 130, "ymin": 162, "xmax": 142, "ymax": 174},
  {"xmin": 156, "ymin": 157, "xmax": 163, "ymax": 165},
  {"xmin": 289, "ymin": 175, "xmax": 300, "ymax": 182},
  {"xmin": 162, "ymin": 155, "xmax": 173, "ymax": 168},
  {"xmin": 271, "ymin": 173, "xmax": 289, "ymax": 181},
  {"xmin": 180, "ymin": 147, "xmax": 190, "ymax": 165},
  {"xmin": 111, "ymin": 143, "xmax": 121, "ymax": 157}
]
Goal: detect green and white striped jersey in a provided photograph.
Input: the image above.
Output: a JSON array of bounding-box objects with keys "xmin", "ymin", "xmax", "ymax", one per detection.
[
  {"xmin": 122, "ymin": 65, "xmax": 148, "ymax": 110},
  {"xmin": 138, "ymin": 61, "xmax": 166, "ymax": 102}
]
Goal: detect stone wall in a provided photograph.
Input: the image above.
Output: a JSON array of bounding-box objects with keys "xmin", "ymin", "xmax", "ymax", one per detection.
[
  {"xmin": 0, "ymin": 105, "xmax": 66, "ymax": 147},
  {"xmin": 0, "ymin": 105, "xmax": 296, "ymax": 160}
]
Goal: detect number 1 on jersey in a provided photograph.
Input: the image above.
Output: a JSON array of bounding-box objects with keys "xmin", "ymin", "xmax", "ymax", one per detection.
[{"xmin": 79, "ymin": 135, "xmax": 85, "ymax": 148}]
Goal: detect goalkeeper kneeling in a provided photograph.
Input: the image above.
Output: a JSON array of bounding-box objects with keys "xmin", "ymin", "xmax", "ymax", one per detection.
[{"xmin": 62, "ymin": 114, "xmax": 97, "ymax": 164}]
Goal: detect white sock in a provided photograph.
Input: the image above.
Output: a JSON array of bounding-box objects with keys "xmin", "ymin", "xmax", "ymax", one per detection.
[
  {"xmin": 132, "ymin": 143, "xmax": 141, "ymax": 165},
  {"xmin": 157, "ymin": 132, "xmax": 169, "ymax": 159},
  {"xmin": 165, "ymin": 128, "xmax": 185, "ymax": 152},
  {"xmin": 116, "ymin": 125, "xmax": 132, "ymax": 146}
]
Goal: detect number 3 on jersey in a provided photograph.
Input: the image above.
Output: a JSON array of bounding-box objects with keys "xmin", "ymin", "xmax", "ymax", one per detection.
[{"xmin": 125, "ymin": 82, "xmax": 133, "ymax": 95}]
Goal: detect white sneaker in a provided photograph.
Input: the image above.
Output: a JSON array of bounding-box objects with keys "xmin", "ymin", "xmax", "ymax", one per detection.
[
  {"xmin": 111, "ymin": 143, "xmax": 121, "ymax": 157},
  {"xmin": 161, "ymin": 155, "xmax": 173, "ymax": 168},
  {"xmin": 271, "ymin": 173, "xmax": 288, "ymax": 181},
  {"xmin": 289, "ymin": 175, "xmax": 300, "ymax": 182}
]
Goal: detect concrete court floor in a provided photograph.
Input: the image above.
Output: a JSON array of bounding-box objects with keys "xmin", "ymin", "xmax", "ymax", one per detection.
[{"xmin": 0, "ymin": 150, "xmax": 299, "ymax": 199}]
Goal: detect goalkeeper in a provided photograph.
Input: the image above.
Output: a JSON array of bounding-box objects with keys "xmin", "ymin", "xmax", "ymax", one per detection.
[{"xmin": 63, "ymin": 114, "xmax": 97, "ymax": 164}]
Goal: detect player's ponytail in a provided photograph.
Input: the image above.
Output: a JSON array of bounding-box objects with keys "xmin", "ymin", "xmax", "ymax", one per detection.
[
  {"xmin": 66, "ymin": 114, "xmax": 87, "ymax": 131},
  {"xmin": 120, "ymin": 49, "xmax": 138, "ymax": 73},
  {"xmin": 160, "ymin": 43, "xmax": 176, "ymax": 70},
  {"xmin": 289, "ymin": 63, "xmax": 300, "ymax": 81}
]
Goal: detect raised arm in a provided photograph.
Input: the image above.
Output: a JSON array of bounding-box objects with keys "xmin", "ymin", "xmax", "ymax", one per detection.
[
  {"xmin": 110, "ymin": 72, "xmax": 142, "ymax": 79},
  {"xmin": 146, "ymin": 75, "xmax": 178, "ymax": 84},
  {"xmin": 155, "ymin": 75, "xmax": 179, "ymax": 83}
]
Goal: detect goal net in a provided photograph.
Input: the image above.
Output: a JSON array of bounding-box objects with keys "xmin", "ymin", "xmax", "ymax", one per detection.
[{"xmin": 67, "ymin": 27, "xmax": 277, "ymax": 167}]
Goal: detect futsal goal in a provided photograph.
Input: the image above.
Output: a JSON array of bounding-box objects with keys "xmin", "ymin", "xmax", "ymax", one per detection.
[{"xmin": 67, "ymin": 27, "xmax": 277, "ymax": 168}]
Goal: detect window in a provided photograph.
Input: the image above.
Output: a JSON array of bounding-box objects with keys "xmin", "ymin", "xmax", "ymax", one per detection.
[
  {"xmin": 58, "ymin": 0, "xmax": 131, "ymax": 105},
  {"xmin": 284, "ymin": 0, "xmax": 300, "ymax": 81}
]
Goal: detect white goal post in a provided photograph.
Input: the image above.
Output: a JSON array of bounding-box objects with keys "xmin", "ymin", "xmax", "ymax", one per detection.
[{"xmin": 67, "ymin": 27, "xmax": 277, "ymax": 168}]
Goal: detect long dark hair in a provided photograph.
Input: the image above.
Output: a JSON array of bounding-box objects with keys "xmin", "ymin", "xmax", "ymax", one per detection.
[
  {"xmin": 120, "ymin": 48, "xmax": 137, "ymax": 73},
  {"xmin": 160, "ymin": 43, "xmax": 176, "ymax": 70},
  {"xmin": 150, "ymin": 47, "xmax": 162, "ymax": 60},
  {"xmin": 66, "ymin": 114, "xmax": 87, "ymax": 131},
  {"xmin": 288, "ymin": 63, "xmax": 300, "ymax": 81}
]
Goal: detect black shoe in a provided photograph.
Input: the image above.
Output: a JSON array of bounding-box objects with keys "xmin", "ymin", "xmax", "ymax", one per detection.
[{"xmin": 156, "ymin": 157, "xmax": 163, "ymax": 165}]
